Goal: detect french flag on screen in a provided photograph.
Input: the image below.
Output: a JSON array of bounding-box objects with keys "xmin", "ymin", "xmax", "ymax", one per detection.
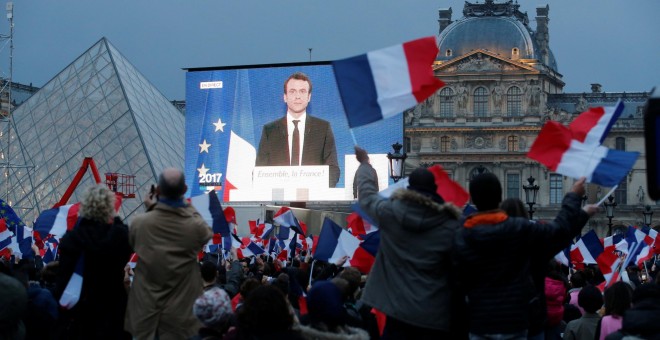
[
  {"xmin": 224, "ymin": 70, "xmax": 257, "ymax": 201},
  {"xmin": 34, "ymin": 203, "xmax": 81, "ymax": 238},
  {"xmin": 59, "ymin": 255, "xmax": 84, "ymax": 309},
  {"xmin": 528, "ymin": 101, "xmax": 638, "ymax": 187},
  {"xmin": 333, "ymin": 36, "xmax": 444, "ymax": 128}
]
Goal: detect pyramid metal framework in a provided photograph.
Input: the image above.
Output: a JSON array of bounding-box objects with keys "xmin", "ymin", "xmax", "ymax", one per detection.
[{"xmin": 0, "ymin": 37, "xmax": 185, "ymax": 223}]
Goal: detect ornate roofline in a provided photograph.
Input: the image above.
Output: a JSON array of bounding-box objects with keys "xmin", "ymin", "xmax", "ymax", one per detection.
[
  {"xmin": 463, "ymin": 0, "xmax": 529, "ymax": 26},
  {"xmin": 433, "ymin": 49, "xmax": 539, "ymax": 73}
]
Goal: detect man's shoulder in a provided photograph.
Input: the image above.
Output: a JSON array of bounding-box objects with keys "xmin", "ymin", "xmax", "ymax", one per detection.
[
  {"xmin": 307, "ymin": 115, "xmax": 331, "ymax": 126},
  {"xmin": 263, "ymin": 116, "xmax": 286, "ymax": 129}
]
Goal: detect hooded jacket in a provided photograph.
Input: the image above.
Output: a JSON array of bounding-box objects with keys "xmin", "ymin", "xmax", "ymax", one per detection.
[
  {"xmin": 356, "ymin": 162, "xmax": 461, "ymax": 331},
  {"xmin": 453, "ymin": 192, "xmax": 588, "ymax": 335}
]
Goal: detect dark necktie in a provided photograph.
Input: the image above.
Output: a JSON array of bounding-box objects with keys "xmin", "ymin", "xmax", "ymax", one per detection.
[{"xmin": 291, "ymin": 120, "xmax": 300, "ymax": 166}]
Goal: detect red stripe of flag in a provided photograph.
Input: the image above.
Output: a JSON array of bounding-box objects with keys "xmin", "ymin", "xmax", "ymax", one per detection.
[
  {"xmin": 67, "ymin": 203, "xmax": 80, "ymax": 231},
  {"xmin": 569, "ymin": 106, "xmax": 605, "ymax": 143},
  {"xmin": 428, "ymin": 164, "xmax": 469, "ymax": 207},
  {"xmin": 527, "ymin": 121, "xmax": 573, "ymax": 171},
  {"xmin": 402, "ymin": 36, "xmax": 444, "ymax": 102}
]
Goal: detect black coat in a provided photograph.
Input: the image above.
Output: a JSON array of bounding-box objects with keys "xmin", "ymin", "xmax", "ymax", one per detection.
[
  {"xmin": 55, "ymin": 216, "xmax": 133, "ymax": 340},
  {"xmin": 453, "ymin": 193, "xmax": 589, "ymax": 335}
]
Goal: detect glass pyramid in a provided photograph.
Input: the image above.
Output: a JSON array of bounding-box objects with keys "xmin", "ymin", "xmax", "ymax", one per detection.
[{"xmin": 0, "ymin": 37, "xmax": 184, "ymax": 223}]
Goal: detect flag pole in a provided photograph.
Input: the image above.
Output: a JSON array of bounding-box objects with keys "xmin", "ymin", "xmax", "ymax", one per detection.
[
  {"xmin": 349, "ymin": 129, "xmax": 358, "ymax": 146},
  {"xmin": 596, "ymin": 186, "xmax": 618, "ymax": 206},
  {"xmin": 308, "ymin": 259, "xmax": 316, "ymax": 289}
]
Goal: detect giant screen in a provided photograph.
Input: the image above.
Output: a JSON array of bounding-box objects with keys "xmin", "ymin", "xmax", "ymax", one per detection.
[{"xmin": 185, "ymin": 62, "xmax": 403, "ymax": 202}]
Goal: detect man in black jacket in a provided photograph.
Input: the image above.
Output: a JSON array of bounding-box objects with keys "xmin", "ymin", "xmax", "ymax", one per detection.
[{"xmin": 453, "ymin": 173, "xmax": 598, "ymax": 339}]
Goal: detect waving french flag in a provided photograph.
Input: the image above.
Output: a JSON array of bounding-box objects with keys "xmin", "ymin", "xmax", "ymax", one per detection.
[
  {"xmin": 190, "ymin": 190, "xmax": 230, "ymax": 236},
  {"xmin": 34, "ymin": 203, "xmax": 81, "ymax": 238},
  {"xmin": 570, "ymin": 230, "xmax": 604, "ymax": 267},
  {"xmin": 273, "ymin": 207, "xmax": 306, "ymax": 235},
  {"xmin": 528, "ymin": 101, "xmax": 638, "ymax": 187},
  {"xmin": 349, "ymin": 230, "xmax": 380, "ymax": 274},
  {"xmin": 333, "ymin": 36, "xmax": 444, "ymax": 128},
  {"xmin": 314, "ymin": 217, "xmax": 361, "ymax": 265},
  {"xmin": 377, "ymin": 164, "xmax": 469, "ymax": 207}
]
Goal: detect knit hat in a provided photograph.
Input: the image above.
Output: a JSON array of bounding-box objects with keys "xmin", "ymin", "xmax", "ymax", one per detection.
[
  {"xmin": 407, "ymin": 168, "xmax": 445, "ymax": 204},
  {"xmin": 307, "ymin": 280, "xmax": 346, "ymax": 328},
  {"xmin": 193, "ymin": 287, "xmax": 233, "ymax": 327},
  {"xmin": 469, "ymin": 172, "xmax": 502, "ymax": 211}
]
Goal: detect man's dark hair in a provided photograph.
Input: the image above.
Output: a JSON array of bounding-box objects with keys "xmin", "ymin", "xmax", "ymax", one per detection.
[
  {"xmin": 469, "ymin": 172, "xmax": 502, "ymax": 211},
  {"xmin": 578, "ymin": 285, "xmax": 603, "ymax": 313},
  {"xmin": 283, "ymin": 72, "xmax": 312, "ymax": 94},
  {"xmin": 200, "ymin": 261, "xmax": 218, "ymax": 283},
  {"xmin": 158, "ymin": 170, "xmax": 186, "ymax": 199}
]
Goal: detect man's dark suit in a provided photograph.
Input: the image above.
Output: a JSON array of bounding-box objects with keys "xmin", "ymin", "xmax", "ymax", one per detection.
[{"xmin": 256, "ymin": 115, "xmax": 340, "ymax": 187}]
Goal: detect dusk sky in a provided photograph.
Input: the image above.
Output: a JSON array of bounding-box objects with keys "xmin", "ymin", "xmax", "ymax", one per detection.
[{"xmin": 2, "ymin": 0, "xmax": 658, "ymax": 100}]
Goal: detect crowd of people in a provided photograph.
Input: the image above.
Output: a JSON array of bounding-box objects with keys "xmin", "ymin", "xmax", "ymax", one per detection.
[{"xmin": 1, "ymin": 154, "xmax": 660, "ymax": 339}]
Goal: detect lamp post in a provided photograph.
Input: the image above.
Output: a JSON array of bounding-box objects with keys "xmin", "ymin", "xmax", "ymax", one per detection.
[
  {"xmin": 581, "ymin": 195, "xmax": 588, "ymax": 207},
  {"xmin": 642, "ymin": 205, "xmax": 653, "ymax": 228},
  {"xmin": 387, "ymin": 142, "xmax": 407, "ymax": 183},
  {"xmin": 523, "ymin": 176, "xmax": 540, "ymax": 220},
  {"xmin": 604, "ymin": 195, "xmax": 616, "ymax": 236}
]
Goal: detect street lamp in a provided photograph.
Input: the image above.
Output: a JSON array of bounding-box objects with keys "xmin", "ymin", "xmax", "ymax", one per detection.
[
  {"xmin": 523, "ymin": 176, "xmax": 540, "ymax": 220},
  {"xmin": 604, "ymin": 195, "xmax": 616, "ymax": 236},
  {"xmin": 387, "ymin": 142, "xmax": 407, "ymax": 183},
  {"xmin": 642, "ymin": 205, "xmax": 653, "ymax": 228}
]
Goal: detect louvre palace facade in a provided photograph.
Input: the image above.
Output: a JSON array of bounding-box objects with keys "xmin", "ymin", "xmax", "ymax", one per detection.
[{"xmin": 403, "ymin": 0, "xmax": 652, "ymax": 235}]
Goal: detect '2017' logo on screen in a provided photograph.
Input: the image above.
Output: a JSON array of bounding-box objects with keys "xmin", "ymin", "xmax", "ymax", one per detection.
[{"xmin": 198, "ymin": 172, "xmax": 223, "ymax": 186}]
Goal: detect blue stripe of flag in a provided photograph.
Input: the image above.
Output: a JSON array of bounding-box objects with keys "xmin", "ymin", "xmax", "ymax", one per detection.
[
  {"xmin": 332, "ymin": 54, "xmax": 380, "ymax": 128},
  {"xmin": 313, "ymin": 218, "xmax": 342, "ymax": 262},
  {"xmin": 209, "ymin": 190, "xmax": 230, "ymax": 235},
  {"xmin": 591, "ymin": 149, "xmax": 639, "ymax": 187}
]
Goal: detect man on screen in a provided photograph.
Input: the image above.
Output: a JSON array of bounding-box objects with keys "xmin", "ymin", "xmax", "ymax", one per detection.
[{"xmin": 256, "ymin": 72, "xmax": 340, "ymax": 187}]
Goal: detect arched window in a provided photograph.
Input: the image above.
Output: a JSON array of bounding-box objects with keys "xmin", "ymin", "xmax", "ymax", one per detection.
[
  {"xmin": 615, "ymin": 137, "xmax": 626, "ymax": 151},
  {"xmin": 445, "ymin": 49, "xmax": 452, "ymax": 57},
  {"xmin": 473, "ymin": 87, "xmax": 488, "ymax": 117},
  {"xmin": 440, "ymin": 136, "xmax": 450, "ymax": 152},
  {"xmin": 439, "ymin": 87, "xmax": 454, "ymax": 117},
  {"xmin": 512, "ymin": 47, "xmax": 520, "ymax": 59},
  {"xmin": 507, "ymin": 135, "xmax": 518, "ymax": 151},
  {"xmin": 507, "ymin": 86, "xmax": 522, "ymax": 116}
]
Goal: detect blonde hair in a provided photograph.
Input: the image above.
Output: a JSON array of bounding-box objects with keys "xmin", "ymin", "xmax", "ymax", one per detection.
[{"xmin": 80, "ymin": 184, "xmax": 116, "ymax": 223}]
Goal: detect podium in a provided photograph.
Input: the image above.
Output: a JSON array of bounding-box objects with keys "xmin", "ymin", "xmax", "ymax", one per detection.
[{"xmin": 229, "ymin": 165, "xmax": 345, "ymax": 201}]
